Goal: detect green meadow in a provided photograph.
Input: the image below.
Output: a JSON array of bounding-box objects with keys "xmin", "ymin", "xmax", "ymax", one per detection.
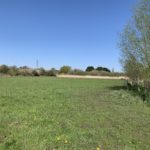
[{"xmin": 0, "ymin": 77, "xmax": 150, "ymax": 150}]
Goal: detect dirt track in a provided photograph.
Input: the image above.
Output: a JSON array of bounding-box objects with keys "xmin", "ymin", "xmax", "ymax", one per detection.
[{"xmin": 57, "ymin": 75, "xmax": 128, "ymax": 80}]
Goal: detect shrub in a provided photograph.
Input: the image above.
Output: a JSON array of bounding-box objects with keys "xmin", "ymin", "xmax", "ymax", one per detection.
[
  {"xmin": 85, "ymin": 66, "xmax": 95, "ymax": 72},
  {"xmin": 102, "ymin": 67, "xmax": 111, "ymax": 72},
  {"xmin": 69, "ymin": 69, "xmax": 86, "ymax": 76},
  {"xmin": 96, "ymin": 67, "xmax": 111, "ymax": 72},
  {"xmin": 0, "ymin": 65, "xmax": 9, "ymax": 74},
  {"xmin": 87, "ymin": 70, "xmax": 100, "ymax": 76},
  {"xmin": 18, "ymin": 68, "xmax": 33, "ymax": 76},
  {"xmin": 32, "ymin": 70, "xmax": 40, "ymax": 76},
  {"xmin": 19, "ymin": 66, "xmax": 29, "ymax": 69},
  {"xmin": 46, "ymin": 70, "xmax": 56, "ymax": 77},
  {"xmin": 38, "ymin": 68, "xmax": 46, "ymax": 76},
  {"xmin": 59, "ymin": 66, "xmax": 71, "ymax": 74},
  {"xmin": 8, "ymin": 66, "xmax": 18, "ymax": 76}
]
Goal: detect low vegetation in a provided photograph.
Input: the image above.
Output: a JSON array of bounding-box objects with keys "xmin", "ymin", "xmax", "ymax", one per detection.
[
  {"xmin": 0, "ymin": 77, "xmax": 150, "ymax": 150},
  {"xmin": 0, "ymin": 65, "xmax": 124, "ymax": 77},
  {"xmin": 0, "ymin": 65, "xmax": 57, "ymax": 77}
]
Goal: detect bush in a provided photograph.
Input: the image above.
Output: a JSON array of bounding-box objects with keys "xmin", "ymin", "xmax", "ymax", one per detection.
[
  {"xmin": 51, "ymin": 68, "xmax": 58, "ymax": 75},
  {"xmin": 126, "ymin": 80, "xmax": 150, "ymax": 103},
  {"xmin": 59, "ymin": 66, "xmax": 71, "ymax": 74},
  {"xmin": 47, "ymin": 71, "xmax": 56, "ymax": 76},
  {"xmin": 18, "ymin": 68, "xmax": 33, "ymax": 76},
  {"xmin": 46, "ymin": 70, "xmax": 56, "ymax": 77},
  {"xmin": 8, "ymin": 66, "xmax": 18, "ymax": 76},
  {"xmin": 87, "ymin": 70, "xmax": 100, "ymax": 76},
  {"xmin": 32, "ymin": 70, "xmax": 40, "ymax": 76},
  {"xmin": 69, "ymin": 69, "xmax": 86, "ymax": 76},
  {"xmin": 38, "ymin": 68, "xmax": 47, "ymax": 76},
  {"xmin": 96, "ymin": 67, "xmax": 111, "ymax": 72},
  {"xmin": 0, "ymin": 65, "xmax": 9, "ymax": 74},
  {"xmin": 87, "ymin": 70, "xmax": 109, "ymax": 76},
  {"xmin": 85, "ymin": 66, "xmax": 95, "ymax": 72}
]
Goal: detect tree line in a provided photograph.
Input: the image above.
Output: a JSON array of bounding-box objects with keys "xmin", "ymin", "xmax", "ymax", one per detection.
[
  {"xmin": 0, "ymin": 65, "xmax": 57, "ymax": 77},
  {"xmin": 0, "ymin": 65, "xmax": 123, "ymax": 77}
]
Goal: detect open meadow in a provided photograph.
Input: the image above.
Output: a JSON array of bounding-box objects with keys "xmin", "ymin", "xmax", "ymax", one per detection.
[{"xmin": 0, "ymin": 77, "xmax": 150, "ymax": 150}]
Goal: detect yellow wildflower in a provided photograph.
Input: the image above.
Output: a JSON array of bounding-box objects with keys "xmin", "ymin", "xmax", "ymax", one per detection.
[
  {"xmin": 56, "ymin": 137, "xmax": 61, "ymax": 141},
  {"xmin": 96, "ymin": 147, "xmax": 101, "ymax": 150},
  {"xmin": 64, "ymin": 139, "xmax": 68, "ymax": 144}
]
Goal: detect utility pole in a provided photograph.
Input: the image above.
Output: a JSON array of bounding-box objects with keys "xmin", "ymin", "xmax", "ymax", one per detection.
[{"xmin": 36, "ymin": 59, "xmax": 39, "ymax": 69}]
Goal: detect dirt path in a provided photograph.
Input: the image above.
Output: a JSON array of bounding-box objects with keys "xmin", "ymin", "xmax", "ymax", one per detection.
[{"xmin": 57, "ymin": 74, "xmax": 128, "ymax": 80}]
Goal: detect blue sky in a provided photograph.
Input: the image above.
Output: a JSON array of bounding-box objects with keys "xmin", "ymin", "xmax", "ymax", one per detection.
[{"xmin": 0, "ymin": 0, "xmax": 137, "ymax": 71}]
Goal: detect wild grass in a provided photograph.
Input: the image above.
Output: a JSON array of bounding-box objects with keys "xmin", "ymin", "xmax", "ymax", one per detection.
[{"xmin": 0, "ymin": 77, "xmax": 150, "ymax": 150}]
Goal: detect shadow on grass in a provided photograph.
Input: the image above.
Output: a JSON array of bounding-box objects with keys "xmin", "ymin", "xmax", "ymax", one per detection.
[
  {"xmin": 109, "ymin": 85, "xmax": 150, "ymax": 104},
  {"xmin": 109, "ymin": 85, "xmax": 127, "ymax": 91}
]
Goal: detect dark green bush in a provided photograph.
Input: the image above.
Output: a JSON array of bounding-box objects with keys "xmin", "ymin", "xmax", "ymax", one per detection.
[
  {"xmin": 0, "ymin": 65, "xmax": 9, "ymax": 74},
  {"xmin": 32, "ymin": 70, "xmax": 40, "ymax": 76},
  {"xmin": 126, "ymin": 81, "xmax": 150, "ymax": 103},
  {"xmin": 46, "ymin": 70, "xmax": 56, "ymax": 77},
  {"xmin": 85, "ymin": 66, "xmax": 95, "ymax": 72},
  {"xmin": 96, "ymin": 67, "xmax": 111, "ymax": 72},
  {"xmin": 8, "ymin": 66, "xmax": 18, "ymax": 76}
]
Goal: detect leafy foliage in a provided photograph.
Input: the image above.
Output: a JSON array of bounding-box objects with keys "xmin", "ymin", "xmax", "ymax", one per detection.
[
  {"xmin": 96, "ymin": 67, "xmax": 111, "ymax": 72},
  {"xmin": 119, "ymin": 0, "xmax": 150, "ymax": 82},
  {"xmin": 60, "ymin": 66, "xmax": 71, "ymax": 74},
  {"xmin": 0, "ymin": 65, "xmax": 9, "ymax": 74},
  {"xmin": 85, "ymin": 66, "xmax": 95, "ymax": 72}
]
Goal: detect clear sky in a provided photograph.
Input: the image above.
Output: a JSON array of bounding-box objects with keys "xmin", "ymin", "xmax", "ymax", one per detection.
[{"xmin": 0, "ymin": 0, "xmax": 137, "ymax": 71}]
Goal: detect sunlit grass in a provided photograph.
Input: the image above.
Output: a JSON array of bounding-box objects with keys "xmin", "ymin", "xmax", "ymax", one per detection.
[{"xmin": 0, "ymin": 77, "xmax": 150, "ymax": 150}]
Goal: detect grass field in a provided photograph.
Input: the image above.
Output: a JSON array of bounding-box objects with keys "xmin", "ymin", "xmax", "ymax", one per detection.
[{"xmin": 0, "ymin": 77, "xmax": 150, "ymax": 150}]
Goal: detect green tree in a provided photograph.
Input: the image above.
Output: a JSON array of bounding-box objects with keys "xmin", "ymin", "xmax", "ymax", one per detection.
[
  {"xmin": 119, "ymin": 0, "xmax": 150, "ymax": 81},
  {"xmin": 46, "ymin": 69, "xmax": 56, "ymax": 76},
  {"xmin": 86, "ymin": 66, "xmax": 95, "ymax": 72},
  {"xmin": 60, "ymin": 66, "xmax": 71, "ymax": 74},
  {"xmin": 8, "ymin": 66, "xmax": 18, "ymax": 76},
  {"xmin": 0, "ymin": 65, "xmax": 9, "ymax": 74},
  {"xmin": 96, "ymin": 67, "xmax": 111, "ymax": 72},
  {"xmin": 96, "ymin": 67, "xmax": 103, "ymax": 71}
]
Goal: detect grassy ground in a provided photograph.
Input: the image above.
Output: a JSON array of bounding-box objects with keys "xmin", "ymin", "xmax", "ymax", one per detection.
[{"xmin": 0, "ymin": 77, "xmax": 150, "ymax": 150}]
